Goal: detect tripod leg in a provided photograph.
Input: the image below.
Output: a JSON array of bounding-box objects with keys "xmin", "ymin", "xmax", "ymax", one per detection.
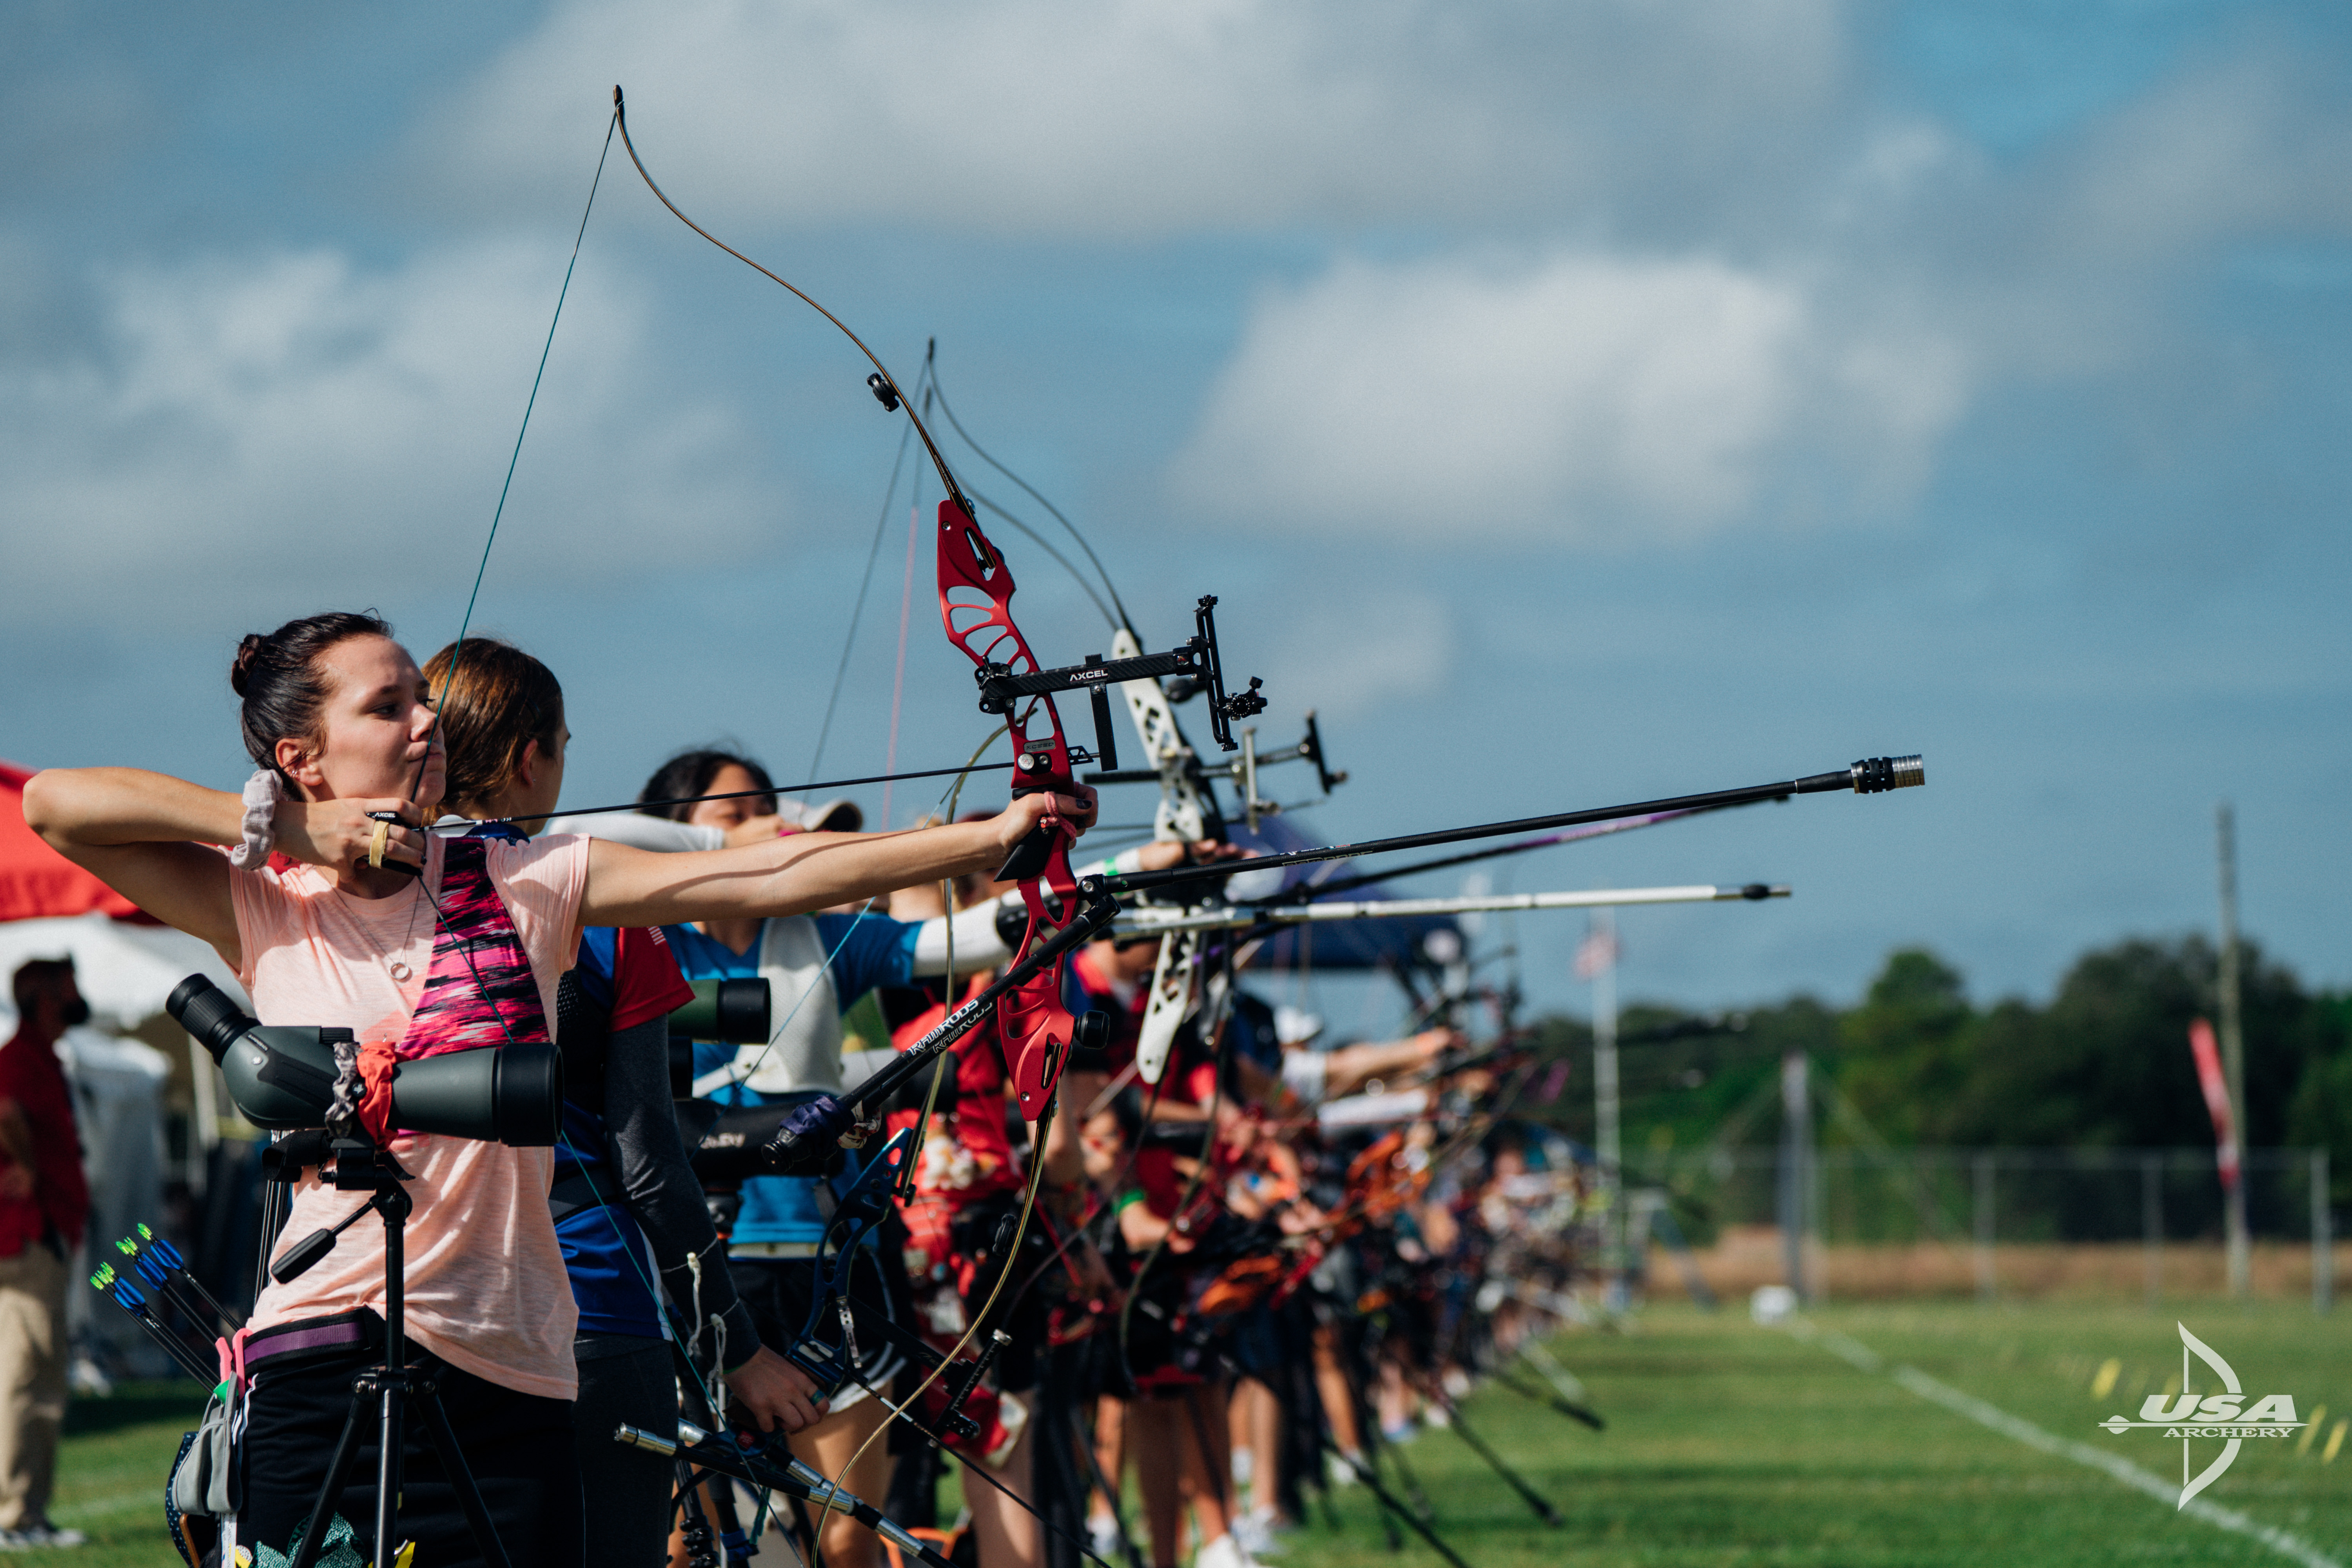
[
  {"xmin": 705, "ymin": 1467, "xmax": 757, "ymax": 1568},
  {"xmin": 676, "ymin": 1466, "xmax": 721, "ymax": 1568},
  {"xmin": 413, "ymin": 1383, "xmax": 516, "ymax": 1568},
  {"xmin": 1491, "ymin": 1369, "xmax": 1605, "ymax": 1430},
  {"xmin": 1363, "ymin": 1414, "xmax": 1433, "ymax": 1525},
  {"xmin": 1319, "ymin": 1439, "xmax": 1474, "ymax": 1568},
  {"xmin": 1075, "ymin": 1410, "xmax": 1145, "ymax": 1568},
  {"xmin": 1347, "ymin": 1371, "xmax": 1403, "ymax": 1551},
  {"xmin": 1434, "ymin": 1399, "xmax": 1561, "ymax": 1526},
  {"xmin": 375, "ymin": 1377, "xmax": 404, "ymax": 1568},
  {"xmin": 286, "ymin": 1395, "xmax": 369, "ymax": 1568}
]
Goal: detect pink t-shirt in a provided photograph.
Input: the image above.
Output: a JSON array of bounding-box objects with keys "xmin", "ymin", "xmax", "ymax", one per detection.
[{"xmin": 227, "ymin": 833, "xmax": 590, "ymax": 1400}]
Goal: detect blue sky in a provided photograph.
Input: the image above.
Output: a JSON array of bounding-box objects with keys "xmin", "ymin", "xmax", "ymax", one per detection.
[{"xmin": 3, "ymin": 1, "xmax": 2346, "ymax": 1027}]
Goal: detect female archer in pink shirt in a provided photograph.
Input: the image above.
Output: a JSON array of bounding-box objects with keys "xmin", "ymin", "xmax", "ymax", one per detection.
[{"xmin": 22, "ymin": 610, "xmax": 1094, "ymax": 1568}]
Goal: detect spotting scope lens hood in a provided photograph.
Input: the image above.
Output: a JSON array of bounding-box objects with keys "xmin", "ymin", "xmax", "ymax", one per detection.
[
  {"xmin": 166, "ymin": 973, "xmax": 562, "ymax": 1146},
  {"xmin": 668, "ymin": 977, "xmax": 769, "ymax": 1044}
]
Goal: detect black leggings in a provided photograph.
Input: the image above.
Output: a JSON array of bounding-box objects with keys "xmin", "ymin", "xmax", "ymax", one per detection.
[
  {"xmin": 572, "ymin": 1336, "xmax": 678, "ymax": 1568},
  {"xmin": 240, "ymin": 1325, "xmax": 583, "ymax": 1568}
]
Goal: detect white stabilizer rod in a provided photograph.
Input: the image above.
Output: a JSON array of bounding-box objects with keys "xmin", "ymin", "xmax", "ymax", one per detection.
[{"xmin": 1116, "ymin": 883, "xmax": 1788, "ymax": 935}]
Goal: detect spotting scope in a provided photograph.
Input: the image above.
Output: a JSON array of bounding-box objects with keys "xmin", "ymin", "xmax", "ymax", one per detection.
[{"xmin": 168, "ymin": 974, "xmax": 562, "ymax": 1146}]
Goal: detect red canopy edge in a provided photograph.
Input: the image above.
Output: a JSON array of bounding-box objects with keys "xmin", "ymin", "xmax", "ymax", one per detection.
[{"xmin": 0, "ymin": 761, "xmax": 159, "ymax": 924}]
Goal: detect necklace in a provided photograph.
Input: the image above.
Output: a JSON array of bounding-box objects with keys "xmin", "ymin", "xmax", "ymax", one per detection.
[{"xmin": 331, "ymin": 856, "xmax": 429, "ymax": 983}]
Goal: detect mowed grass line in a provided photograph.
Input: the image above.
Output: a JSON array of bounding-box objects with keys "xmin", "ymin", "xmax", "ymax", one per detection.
[{"xmin": 1276, "ymin": 1300, "xmax": 2352, "ymax": 1568}]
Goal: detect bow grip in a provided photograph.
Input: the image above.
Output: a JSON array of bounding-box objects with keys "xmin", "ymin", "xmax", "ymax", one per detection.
[
  {"xmin": 996, "ymin": 824, "xmax": 1059, "ymax": 883},
  {"xmin": 999, "ymin": 745, "xmax": 1077, "ymax": 882}
]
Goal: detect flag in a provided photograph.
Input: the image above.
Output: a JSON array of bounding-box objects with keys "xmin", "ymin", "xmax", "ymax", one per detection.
[
  {"xmin": 2188, "ymin": 1017, "xmax": 2241, "ymax": 1194},
  {"xmin": 1574, "ymin": 928, "xmax": 1618, "ymax": 980}
]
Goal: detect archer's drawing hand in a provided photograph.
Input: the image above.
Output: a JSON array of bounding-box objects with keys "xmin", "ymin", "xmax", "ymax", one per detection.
[
  {"xmin": 724, "ymin": 1345, "xmax": 828, "ymax": 1435},
  {"xmin": 282, "ymin": 798, "xmax": 427, "ymax": 875}
]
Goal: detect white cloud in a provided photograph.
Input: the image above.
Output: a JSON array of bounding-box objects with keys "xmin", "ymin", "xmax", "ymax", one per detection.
[
  {"xmin": 1264, "ymin": 590, "xmax": 1453, "ymax": 721},
  {"xmin": 0, "ymin": 241, "xmax": 775, "ymax": 624},
  {"xmin": 1166, "ymin": 251, "xmax": 1968, "ymax": 540},
  {"xmin": 423, "ymin": 0, "xmax": 1851, "ymax": 239}
]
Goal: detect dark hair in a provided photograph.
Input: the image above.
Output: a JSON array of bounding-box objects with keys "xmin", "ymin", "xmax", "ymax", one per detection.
[
  {"xmin": 638, "ymin": 748, "xmax": 777, "ymax": 822},
  {"xmin": 11, "ymin": 958, "xmax": 76, "ymax": 1016},
  {"xmin": 230, "ymin": 611, "xmax": 397, "ymax": 789},
  {"xmin": 421, "ymin": 639, "xmax": 565, "ymax": 814}
]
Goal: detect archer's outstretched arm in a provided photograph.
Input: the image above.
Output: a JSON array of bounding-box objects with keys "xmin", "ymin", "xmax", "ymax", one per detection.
[{"xmin": 579, "ymin": 791, "xmax": 1095, "ymax": 929}]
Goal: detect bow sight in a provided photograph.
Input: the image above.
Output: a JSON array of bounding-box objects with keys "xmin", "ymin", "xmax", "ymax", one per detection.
[{"xmin": 977, "ymin": 594, "xmax": 1265, "ymax": 775}]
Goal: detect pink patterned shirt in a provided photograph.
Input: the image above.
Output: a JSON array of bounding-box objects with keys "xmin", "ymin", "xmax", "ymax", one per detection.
[{"xmin": 225, "ymin": 834, "xmax": 589, "ymax": 1400}]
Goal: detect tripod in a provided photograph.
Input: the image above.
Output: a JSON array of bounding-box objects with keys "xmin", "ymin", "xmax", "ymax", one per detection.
[{"xmin": 276, "ymin": 1139, "xmax": 512, "ymax": 1568}]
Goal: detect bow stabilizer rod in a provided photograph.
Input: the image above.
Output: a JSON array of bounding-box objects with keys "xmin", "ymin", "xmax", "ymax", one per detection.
[
  {"xmin": 618, "ymin": 1423, "xmax": 954, "ymax": 1568},
  {"xmin": 1113, "ymin": 882, "xmax": 1788, "ymax": 935},
  {"xmin": 1105, "ymin": 755, "xmax": 1925, "ymax": 896}
]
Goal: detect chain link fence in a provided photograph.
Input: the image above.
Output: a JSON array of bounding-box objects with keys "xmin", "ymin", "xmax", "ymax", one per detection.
[{"xmin": 1620, "ymin": 1147, "xmax": 2335, "ymax": 1307}]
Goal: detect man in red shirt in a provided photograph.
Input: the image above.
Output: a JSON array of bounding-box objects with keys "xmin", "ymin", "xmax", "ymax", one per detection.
[{"xmin": 0, "ymin": 960, "xmax": 92, "ymax": 1549}]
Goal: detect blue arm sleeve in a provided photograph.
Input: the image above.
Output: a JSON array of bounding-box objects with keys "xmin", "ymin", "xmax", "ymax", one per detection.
[{"xmin": 813, "ymin": 913, "xmax": 920, "ymax": 1008}]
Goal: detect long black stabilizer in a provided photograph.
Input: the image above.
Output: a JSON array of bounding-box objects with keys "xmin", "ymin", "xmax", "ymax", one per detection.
[{"xmin": 1107, "ymin": 755, "xmax": 1924, "ymax": 897}]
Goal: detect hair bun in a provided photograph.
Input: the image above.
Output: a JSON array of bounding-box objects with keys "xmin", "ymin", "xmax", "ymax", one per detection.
[{"xmin": 230, "ymin": 633, "xmax": 268, "ymax": 697}]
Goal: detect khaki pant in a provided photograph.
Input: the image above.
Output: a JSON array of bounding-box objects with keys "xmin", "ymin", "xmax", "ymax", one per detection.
[{"xmin": 0, "ymin": 1245, "xmax": 68, "ymax": 1531}]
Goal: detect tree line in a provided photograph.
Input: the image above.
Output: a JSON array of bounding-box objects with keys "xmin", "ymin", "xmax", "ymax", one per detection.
[{"xmin": 1519, "ymin": 935, "xmax": 2352, "ymax": 1210}]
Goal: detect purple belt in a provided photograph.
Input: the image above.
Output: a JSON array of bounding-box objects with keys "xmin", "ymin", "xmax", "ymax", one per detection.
[{"xmin": 241, "ymin": 1314, "xmax": 375, "ymax": 1372}]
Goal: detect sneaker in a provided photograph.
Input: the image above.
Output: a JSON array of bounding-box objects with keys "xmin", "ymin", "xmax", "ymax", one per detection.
[
  {"xmin": 1327, "ymin": 1450, "xmax": 1363, "ymax": 1488},
  {"xmin": 1088, "ymin": 1515, "xmax": 1122, "ymax": 1560},
  {"xmin": 1380, "ymin": 1419, "xmax": 1417, "ymax": 1445},
  {"xmin": 1193, "ymin": 1534, "xmax": 1258, "ymax": 1568},
  {"xmin": 1232, "ymin": 1507, "xmax": 1287, "ymax": 1557},
  {"xmin": 0, "ymin": 1523, "xmax": 84, "ymax": 1550}
]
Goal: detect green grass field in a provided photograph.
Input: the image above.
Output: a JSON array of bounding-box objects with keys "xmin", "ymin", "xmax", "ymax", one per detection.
[
  {"xmin": 36, "ymin": 1299, "xmax": 2352, "ymax": 1565},
  {"xmin": 36, "ymin": 1381, "xmax": 205, "ymax": 1563},
  {"xmin": 1271, "ymin": 1299, "xmax": 2352, "ymax": 1568}
]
